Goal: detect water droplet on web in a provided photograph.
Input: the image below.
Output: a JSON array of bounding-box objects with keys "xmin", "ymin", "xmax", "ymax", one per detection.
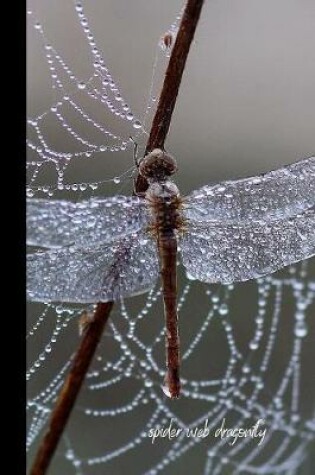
[
  {"xmin": 65, "ymin": 449, "xmax": 75, "ymax": 460},
  {"xmin": 294, "ymin": 321, "xmax": 308, "ymax": 338},
  {"xmin": 133, "ymin": 120, "xmax": 142, "ymax": 129},
  {"xmin": 126, "ymin": 112, "xmax": 134, "ymax": 121},
  {"xmin": 218, "ymin": 304, "xmax": 228, "ymax": 316},
  {"xmin": 113, "ymin": 176, "xmax": 120, "ymax": 184},
  {"xmin": 78, "ymin": 81, "xmax": 86, "ymax": 90}
]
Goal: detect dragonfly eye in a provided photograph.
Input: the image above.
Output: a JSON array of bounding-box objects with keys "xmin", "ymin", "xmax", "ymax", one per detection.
[{"xmin": 139, "ymin": 148, "xmax": 177, "ymax": 180}]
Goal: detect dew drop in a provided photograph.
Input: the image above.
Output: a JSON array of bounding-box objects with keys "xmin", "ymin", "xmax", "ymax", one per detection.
[
  {"xmin": 249, "ymin": 341, "xmax": 259, "ymax": 350},
  {"xmin": 294, "ymin": 321, "xmax": 308, "ymax": 338},
  {"xmin": 133, "ymin": 120, "xmax": 142, "ymax": 129},
  {"xmin": 113, "ymin": 176, "xmax": 120, "ymax": 184},
  {"xmin": 77, "ymin": 81, "xmax": 86, "ymax": 90},
  {"xmin": 161, "ymin": 383, "xmax": 172, "ymax": 398},
  {"xmin": 161, "ymin": 32, "xmax": 173, "ymax": 50},
  {"xmin": 218, "ymin": 304, "xmax": 228, "ymax": 316}
]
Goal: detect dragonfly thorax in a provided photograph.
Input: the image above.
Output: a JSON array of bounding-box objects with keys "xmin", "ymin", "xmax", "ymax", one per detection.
[
  {"xmin": 139, "ymin": 148, "xmax": 177, "ymax": 182},
  {"xmin": 146, "ymin": 181, "xmax": 180, "ymax": 202}
]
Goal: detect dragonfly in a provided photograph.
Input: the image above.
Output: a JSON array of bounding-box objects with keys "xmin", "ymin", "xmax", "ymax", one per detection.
[{"xmin": 27, "ymin": 150, "xmax": 315, "ymax": 398}]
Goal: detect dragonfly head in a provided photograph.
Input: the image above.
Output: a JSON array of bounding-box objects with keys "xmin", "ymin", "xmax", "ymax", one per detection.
[{"xmin": 139, "ymin": 148, "xmax": 177, "ymax": 182}]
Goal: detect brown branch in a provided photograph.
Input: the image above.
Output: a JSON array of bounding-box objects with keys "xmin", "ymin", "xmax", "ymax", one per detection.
[
  {"xmin": 136, "ymin": 0, "xmax": 205, "ymax": 193},
  {"xmin": 30, "ymin": 302, "xmax": 113, "ymax": 475},
  {"xmin": 29, "ymin": 1, "xmax": 205, "ymax": 473}
]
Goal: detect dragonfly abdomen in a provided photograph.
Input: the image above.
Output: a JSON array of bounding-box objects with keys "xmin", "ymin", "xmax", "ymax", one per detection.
[
  {"xmin": 146, "ymin": 184, "xmax": 182, "ymax": 398},
  {"xmin": 140, "ymin": 149, "xmax": 184, "ymax": 398}
]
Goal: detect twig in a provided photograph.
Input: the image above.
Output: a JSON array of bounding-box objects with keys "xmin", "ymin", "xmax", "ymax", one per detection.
[
  {"xmin": 136, "ymin": 0, "xmax": 205, "ymax": 193},
  {"xmin": 29, "ymin": 303, "xmax": 113, "ymax": 475},
  {"xmin": 29, "ymin": 1, "xmax": 205, "ymax": 473}
]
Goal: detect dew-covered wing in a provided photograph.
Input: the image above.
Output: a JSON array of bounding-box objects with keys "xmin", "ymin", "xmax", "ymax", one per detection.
[
  {"xmin": 185, "ymin": 156, "xmax": 315, "ymax": 223},
  {"xmin": 180, "ymin": 208, "xmax": 315, "ymax": 284},
  {"xmin": 27, "ymin": 196, "xmax": 149, "ymax": 248},
  {"xmin": 27, "ymin": 232, "xmax": 158, "ymax": 303}
]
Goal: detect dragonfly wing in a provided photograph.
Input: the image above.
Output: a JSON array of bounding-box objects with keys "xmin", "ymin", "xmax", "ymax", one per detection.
[
  {"xmin": 27, "ymin": 196, "xmax": 149, "ymax": 248},
  {"xmin": 185, "ymin": 156, "xmax": 315, "ymax": 222},
  {"xmin": 27, "ymin": 231, "xmax": 159, "ymax": 303},
  {"xmin": 180, "ymin": 207, "xmax": 315, "ymax": 284}
]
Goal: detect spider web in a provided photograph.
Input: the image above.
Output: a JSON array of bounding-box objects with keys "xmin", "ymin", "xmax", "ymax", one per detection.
[{"xmin": 27, "ymin": 2, "xmax": 315, "ymax": 474}]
